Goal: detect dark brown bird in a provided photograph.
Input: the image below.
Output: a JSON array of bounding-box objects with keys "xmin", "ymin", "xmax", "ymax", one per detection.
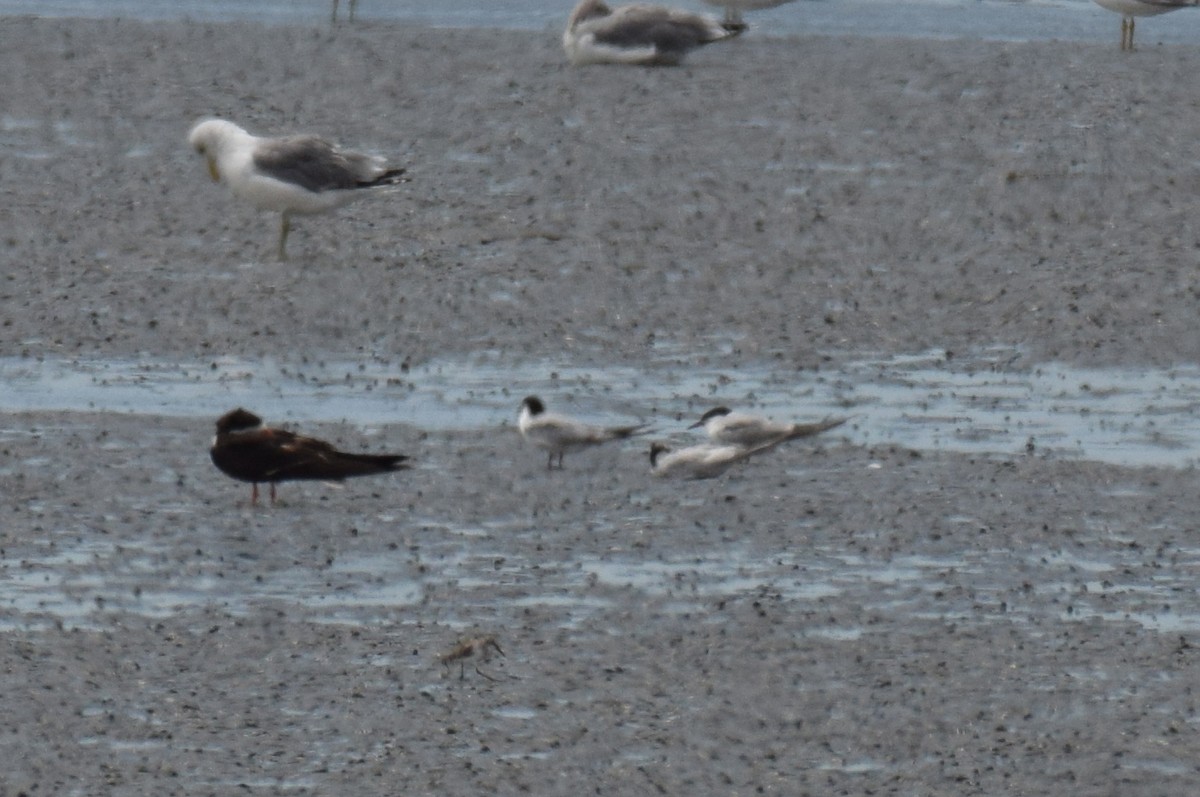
[{"xmin": 210, "ymin": 408, "xmax": 409, "ymax": 504}]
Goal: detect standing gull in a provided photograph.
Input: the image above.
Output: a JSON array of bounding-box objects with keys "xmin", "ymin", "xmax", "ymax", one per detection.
[
  {"xmin": 700, "ymin": 0, "xmax": 797, "ymax": 31},
  {"xmin": 210, "ymin": 408, "xmax": 409, "ymax": 504},
  {"xmin": 689, "ymin": 407, "xmax": 847, "ymax": 448},
  {"xmin": 188, "ymin": 119, "xmax": 407, "ymax": 260},
  {"xmin": 518, "ymin": 396, "xmax": 650, "ymax": 469},
  {"xmin": 1092, "ymin": 0, "xmax": 1200, "ymax": 50},
  {"xmin": 563, "ymin": 0, "xmax": 742, "ymax": 66}
]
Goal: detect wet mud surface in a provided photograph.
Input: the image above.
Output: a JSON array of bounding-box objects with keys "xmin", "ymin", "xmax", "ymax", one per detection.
[
  {"xmin": 5, "ymin": 18, "xmax": 1200, "ymax": 370},
  {"xmin": 4, "ymin": 17, "xmax": 1200, "ymax": 796}
]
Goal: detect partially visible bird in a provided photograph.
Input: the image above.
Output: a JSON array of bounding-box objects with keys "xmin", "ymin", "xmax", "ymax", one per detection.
[
  {"xmin": 648, "ymin": 441, "xmax": 769, "ymax": 480},
  {"xmin": 700, "ymin": 0, "xmax": 797, "ymax": 31},
  {"xmin": 331, "ymin": 0, "xmax": 358, "ymax": 23},
  {"xmin": 187, "ymin": 118, "xmax": 407, "ymax": 260},
  {"xmin": 1092, "ymin": 0, "xmax": 1200, "ymax": 50},
  {"xmin": 518, "ymin": 396, "xmax": 650, "ymax": 469},
  {"xmin": 689, "ymin": 407, "xmax": 847, "ymax": 448},
  {"xmin": 563, "ymin": 0, "xmax": 742, "ymax": 66},
  {"xmin": 209, "ymin": 408, "xmax": 409, "ymax": 504}
]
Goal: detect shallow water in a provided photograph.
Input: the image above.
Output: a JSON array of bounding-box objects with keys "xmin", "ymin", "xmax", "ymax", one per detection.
[
  {"xmin": 6, "ymin": 501, "xmax": 1199, "ymax": 641},
  {"xmin": 2, "ymin": 346, "xmax": 1198, "ymax": 466},
  {"xmin": 4, "ymin": 346, "xmax": 1200, "ymax": 639}
]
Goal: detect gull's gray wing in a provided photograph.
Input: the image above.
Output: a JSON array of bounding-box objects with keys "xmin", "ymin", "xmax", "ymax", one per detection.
[
  {"xmin": 594, "ymin": 6, "xmax": 728, "ymax": 53},
  {"xmin": 253, "ymin": 135, "xmax": 383, "ymax": 193}
]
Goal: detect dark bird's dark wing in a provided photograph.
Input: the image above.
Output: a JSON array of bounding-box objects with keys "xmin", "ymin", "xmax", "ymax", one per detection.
[
  {"xmin": 270, "ymin": 435, "xmax": 409, "ymax": 481},
  {"xmin": 212, "ymin": 427, "xmax": 408, "ymax": 484},
  {"xmin": 260, "ymin": 431, "xmax": 406, "ymax": 481}
]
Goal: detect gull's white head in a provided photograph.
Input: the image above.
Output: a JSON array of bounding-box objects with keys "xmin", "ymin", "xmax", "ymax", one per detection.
[
  {"xmin": 188, "ymin": 118, "xmax": 247, "ymax": 183},
  {"xmin": 567, "ymin": 0, "xmax": 612, "ymax": 28}
]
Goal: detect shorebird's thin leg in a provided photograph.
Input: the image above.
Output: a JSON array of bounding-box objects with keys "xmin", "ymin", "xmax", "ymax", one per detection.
[
  {"xmin": 278, "ymin": 213, "xmax": 291, "ymax": 261},
  {"xmin": 269, "ymin": 483, "xmax": 278, "ymax": 504},
  {"xmin": 251, "ymin": 483, "xmax": 260, "ymax": 505}
]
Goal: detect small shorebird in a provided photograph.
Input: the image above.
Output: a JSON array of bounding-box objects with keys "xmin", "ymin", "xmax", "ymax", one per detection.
[
  {"xmin": 188, "ymin": 119, "xmax": 407, "ymax": 260},
  {"xmin": 518, "ymin": 396, "xmax": 650, "ymax": 469},
  {"xmin": 700, "ymin": 0, "xmax": 796, "ymax": 31},
  {"xmin": 689, "ymin": 407, "xmax": 847, "ymax": 448},
  {"xmin": 439, "ymin": 636, "xmax": 506, "ymax": 681},
  {"xmin": 563, "ymin": 0, "xmax": 742, "ymax": 66},
  {"xmin": 209, "ymin": 408, "xmax": 409, "ymax": 504},
  {"xmin": 1092, "ymin": 0, "xmax": 1200, "ymax": 50},
  {"xmin": 648, "ymin": 441, "xmax": 770, "ymax": 480}
]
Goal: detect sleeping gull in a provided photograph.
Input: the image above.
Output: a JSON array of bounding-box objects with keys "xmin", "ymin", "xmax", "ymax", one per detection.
[
  {"xmin": 1092, "ymin": 0, "xmax": 1200, "ymax": 50},
  {"xmin": 188, "ymin": 118, "xmax": 407, "ymax": 260},
  {"xmin": 563, "ymin": 0, "xmax": 742, "ymax": 66},
  {"xmin": 700, "ymin": 0, "xmax": 797, "ymax": 31}
]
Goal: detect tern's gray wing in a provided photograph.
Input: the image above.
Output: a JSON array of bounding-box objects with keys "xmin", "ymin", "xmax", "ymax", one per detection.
[
  {"xmin": 525, "ymin": 415, "xmax": 601, "ymax": 447},
  {"xmin": 724, "ymin": 416, "xmax": 783, "ymax": 437},
  {"xmin": 253, "ymin": 135, "xmax": 382, "ymax": 193},
  {"xmin": 706, "ymin": 415, "xmax": 785, "ymax": 447}
]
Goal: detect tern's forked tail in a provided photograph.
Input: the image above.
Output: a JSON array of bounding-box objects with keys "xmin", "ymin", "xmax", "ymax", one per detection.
[{"xmin": 784, "ymin": 416, "xmax": 849, "ymax": 441}]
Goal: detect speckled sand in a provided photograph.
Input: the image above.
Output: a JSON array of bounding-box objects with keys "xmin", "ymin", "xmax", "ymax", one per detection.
[{"xmin": 5, "ymin": 17, "xmax": 1200, "ymax": 796}]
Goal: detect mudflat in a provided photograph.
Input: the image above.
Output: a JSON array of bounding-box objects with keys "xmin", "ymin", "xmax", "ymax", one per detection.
[{"xmin": 4, "ymin": 17, "xmax": 1200, "ymax": 795}]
